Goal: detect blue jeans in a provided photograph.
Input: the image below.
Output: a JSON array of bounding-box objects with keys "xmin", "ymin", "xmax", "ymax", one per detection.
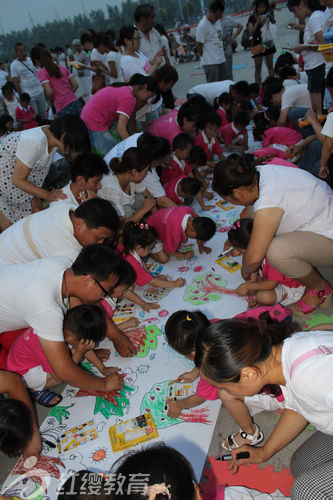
[
  {"xmin": 299, "ymin": 139, "xmax": 322, "ymax": 178},
  {"xmin": 88, "ymin": 129, "xmax": 117, "ymax": 157},
  {"xmin": 57, "ymin": 99, "xmax": 82, "ymax": 117},
  {"xmin": 288, "ymin": 107, "xmax": 313, "ymax": 138}
]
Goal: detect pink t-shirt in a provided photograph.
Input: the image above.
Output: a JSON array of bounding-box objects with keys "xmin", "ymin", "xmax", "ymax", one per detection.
[
  {"xmin": 164, "ymin": 175, "xmax": 187, "ymax": 204},
  {"xmin": 195, "ymin": 132, "xmax": 223, "ymax": 160},
  {"xmin": 38, "ymin": 65, "xmax": 77, "ymax": 113},
  {"xmin": 117, "ymin": 243, "xmax": 152, "ymax": 287},
  {"xmin": 147, "ymin": 206, "xmax": 196, "ymax": 253},
  {"xmin": 148, "ymin": 109, "xmax": 182, "ymax": 144},
  {"xmin": 262, "ymin": 127, "xmax": 303, "ymax": 147},
  {"xmin": 216, "ymin": 106, "xmax": 229, "ymax": 127},
  {"xmin": 161, "ymin": 156, "xmax": 192, "ymax": 185},
  {"xmin": 219, "ymin": 122, "xmax": 239, "ymax": 146},
  {"xmin": 196, "ymin": 376, "xmax": 219, "ymax": 400},
  {"xmin": 81, "ymin": 86, "xmax": 136, "ymax": 132},
  {"xmin": 253, "ymin": 147, "xmax": 287, "ymax": 160},
  {"xmin": 265, "ymin": 157, "xmax": 298, "ymax": 168},
  {"xmin": 100, "ymin": 298, "xmax": 115, "ymax": 319},
  {"xmin": 261, "ymin": 258, "xmax": 303, "ymax": 288},
  {"xmin": 6, "ymin": 327, "xmax": 52, "ymax": 375}
]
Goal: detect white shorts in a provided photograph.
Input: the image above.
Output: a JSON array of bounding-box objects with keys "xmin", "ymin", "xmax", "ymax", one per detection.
[
  {"xmin": 143, "ymin": 169, "xmax": 165, "ymax": 198},
  {"xmin": 23, "ymin": 365, "xmax": 48, "ymax": 391},
  {"xmin": 244, "ymin": 393, "xmax": 285, "ymax": 417},
  {"xmin": 275, "ymin": 284, "xmax": 306, "ymax": 306}
]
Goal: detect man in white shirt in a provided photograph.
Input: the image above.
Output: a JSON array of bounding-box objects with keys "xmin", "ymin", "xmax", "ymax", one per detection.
[
  {"xmin": 10, "ymin": 43, "xmax": 47, "ymax": 119},
  {"xmin": 0, "ymin": 198, "xmax": 121, "ymax": 266},
  {"xmin": 195, "ymin": 0, "xmax": 227, "ymax": 82},
  {"xmin": 0, "ymin": 245, "xmax": 135, "ymax": 393},
  {"xmin": 134, "ymin": 4, "xmax": 171, "ymax": 66},
  {"xmin": 187, "ymin": 80, "xmax": 253, "ymax": 104}
]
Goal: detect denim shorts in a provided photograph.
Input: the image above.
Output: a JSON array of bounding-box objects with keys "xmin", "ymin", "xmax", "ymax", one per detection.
[{"xmin": 305, "ymin": 63, "xmax": 326, "ymax": 93}]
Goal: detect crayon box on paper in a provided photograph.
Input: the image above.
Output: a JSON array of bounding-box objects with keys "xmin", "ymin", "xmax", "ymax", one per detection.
[
  {"xmin": 109, "ymin": 413, "xmax": 158, "ymax": 452},
  {"xmin": 215, "ymin": 255, "xmax": 242, "ymax": 273},
  {"xmin": 163, "ymin": 381, "xmax": 196, "ymax": 415},
  {"xmin": 60, "ymin": 420, "xmax": 98, "ymax": 453},
  {"xmin": 216, "ymin": 200, "xmax": 235, "ymax": 211}
]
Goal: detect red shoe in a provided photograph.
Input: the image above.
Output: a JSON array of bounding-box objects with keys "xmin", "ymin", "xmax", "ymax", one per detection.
[{"xmin": 292, "ymin": 282, "xmax": 332, "ymax": 316}]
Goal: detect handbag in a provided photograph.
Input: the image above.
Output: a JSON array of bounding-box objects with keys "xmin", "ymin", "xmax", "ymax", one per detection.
[{"xmin": 251, "ymin": 44, "xmax": 265, "ymax": 56}]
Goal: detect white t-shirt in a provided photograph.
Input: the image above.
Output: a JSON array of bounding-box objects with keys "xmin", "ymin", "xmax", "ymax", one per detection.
[
  {"xmin": 90, "ymin": 48, "xmax": 105, "ymax": 64},
  {"xmin": 74, "ymin": 50, "xmax": 90, "ymax": 78},
  {"xmin": 50, "ymin": 182, "xmax": 79, "ymax": 207},
  {"xmin": 254, "ymin": 165, "xmax": 333, "ymax": 239},
  {"xmin": 0, "ymin": 256, "xmax": 70, "ymax": 341},
  {"xmin": 281, "ymin": 330, "xmax": 333, "ymax": 434},
  {"xmin": 0, "ymin": 70, "xmax": 8, "ymax": 88},
  {"xmin": 121, "ymin": 51, "xmax": 151, "ymax": 82},
  {"xmin": 104, "ymin": 132, "xmax": 143, "ymax": 165},
  {"xmin": 303, "ymin": 10, "xmax": 325, "ymax": 70},
  {"xmin": 321, "ymin": 110, "xmax": 333, "ymax": 137},
  {"xmin": 15, "ymin": 126, "xmax": 57, "ymax": 170},
  {"xmin": 10, "ymin": 57, "xmax": 43, "ymax": 98},
  {"xmin": 187, "ymin": 80, "xmax": 234, "ymax": 105},
  {"xmin": 195, "ymin": 16, "xmax": 226, "ymax": 65},
  {"xmin": 0, "ymin": 203, "xmax": 81, "ymax": 267},
  {"xmin": 105, "ymin": 51, "xmax": 123, "ymax": 85},
  {"xmin": 99, "ymin": 171, "xmax": 146, "ymax": 217},
  {"xmin": 281, "ymin": 84, "xmax": 311, "ymax": 110},
  {"xmin": 136, "ymin": 27, "xmax": 164, "ymax": 63}
]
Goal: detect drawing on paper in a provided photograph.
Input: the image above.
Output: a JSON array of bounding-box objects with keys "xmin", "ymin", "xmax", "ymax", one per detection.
[
  {"xmin": 141, "ymin": 381, "xmax": 212, "ymax": 428},
  {"xmin": 90, "ymin": 446, "xmax": 109, "ymax": 462},
  {"xmin": 122, "ymin": 324, "xmax": 163, "ymax": 357},
  {"xmin": 143, "ymin": 282, "xmax": 172, "ymax": 302},
  {"xmin": 9, "ymin": 455, "xmax": 65, "ymax": 493},
  {"xmin": 184, "ymin": 272, "xmax": 231, "ymax": 305},
  {"xmin": 48, "ymin": 404, "xmax": 74, "ymax": 424}
]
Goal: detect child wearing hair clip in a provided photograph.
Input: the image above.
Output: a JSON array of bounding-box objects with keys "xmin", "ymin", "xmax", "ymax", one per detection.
[
  {"xmin": 118, "ymin": 221, "xmax": 186, "ymax": 289},
  {"xmin": 228, "ymin": 219, "xmax": 306, "ymax": 308}
]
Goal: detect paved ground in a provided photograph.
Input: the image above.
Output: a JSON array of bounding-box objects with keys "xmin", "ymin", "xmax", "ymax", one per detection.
[{"xmin": 2, "ymin": 4, "xmax": 333, "ymax": 490}]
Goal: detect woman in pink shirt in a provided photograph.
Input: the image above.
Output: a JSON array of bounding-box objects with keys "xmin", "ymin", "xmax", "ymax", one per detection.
[
  {"xmin": 81, "ymin": 74, "xmax": 159, "ymax": 156},
  {"xmin": 31, "ymin": 46, "xmax": 81, "ymax": 117}
]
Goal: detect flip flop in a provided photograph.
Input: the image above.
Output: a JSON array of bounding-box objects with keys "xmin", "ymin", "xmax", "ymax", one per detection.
[{"xmin": 31, "ymin": 390, "xmax": 62, "ymax": 408}]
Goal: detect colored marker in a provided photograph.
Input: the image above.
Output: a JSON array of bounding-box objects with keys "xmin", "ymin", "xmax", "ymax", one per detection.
[
  {"xmin": 57, "ymin": 439, "xmax": 61, "ymax": 454},
  {"xmin": 167, "ymin": 379, "xmax": 179, "ymax": 386},
  {"xmin": 42, "ymin": 438, "xmax": 56, "ymax": 449},
  {"xmin": 217, "ymin": 246, "xmax": 234, "ymax": 260},
  {"xmin": 216, "ymin": 451, "xmax": 250, "ymax": 461}
]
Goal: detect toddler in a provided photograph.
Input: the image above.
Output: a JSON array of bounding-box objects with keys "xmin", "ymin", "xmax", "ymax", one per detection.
[
  {"xmin": 214, "ymin": 91, "xmax": 233, "ymax": 127},
  {"xmin": 160, "ymin": 132, "xmax": 194, "ymax": 185},
  {"xmin": 118, "ymin": 221, "xmax": 186, "ymax": 289},
  {"xmin": 6, "ymin": 305, "xmax": 122, "ymax": 406},
  {"xmin": 195, "ymin": 112, "xmax": 224, "ymax": 168},
  {"xmin": 229, "ymin": 219, "xmax": 306, "ymax": 307},
  {"xmin": 2, "ymin": 82, "xmax": 19, "ymax": 129},
  {"xmin": 147, "ymin": 205, "xmax": 216, "ymax": 262},
  {"xmin": 15, "ymin": 93, "xmax": 38, "ymax": 130},
  {"xmin": 219, "ymin": 110, "xmax": 250, "ymax": 152}
]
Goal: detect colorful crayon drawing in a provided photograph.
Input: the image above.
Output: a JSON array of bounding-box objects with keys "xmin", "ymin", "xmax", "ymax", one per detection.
[
  {"xmin": 143, "ymin": 281, "xmax": 172, "ymax": 302},
  {"xmin": 122, "ymin": 324, "xmax": 163, "ymax": 357},
  {"xmin": 176, "ymin": 243, "xmax": 195, "ymax": 261},
  {"xmin": 303, "ymin": 311, "xmax": 333, "ymax": 330},
  {"xmin": 9, "ymin": 455, "xmax": 65, "ymax": 493},
  {"xmin": 141, "ymin": 381, "xmax": 212, "ymax": 428},
  {"xmin": 48, "ymin": 404, "xmax": 74, "ymax": 424},
  {"xmin": 184, "ymin": 273, "xmax": 231, "ymax": 305}
]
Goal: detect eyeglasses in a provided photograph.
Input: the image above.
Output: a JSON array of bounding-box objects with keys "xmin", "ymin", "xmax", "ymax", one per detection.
[{"xmin": 94, "ymin": 278, "xmax": 115, "ymax": 298}]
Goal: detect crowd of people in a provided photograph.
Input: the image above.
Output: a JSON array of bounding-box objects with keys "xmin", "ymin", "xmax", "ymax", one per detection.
[{"xmin": 0, "ymin": 1, "xmax": 333, "ymax": 499}]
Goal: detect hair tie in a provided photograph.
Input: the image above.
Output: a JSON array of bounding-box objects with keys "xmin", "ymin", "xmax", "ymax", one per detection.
[
  {"xmin": 144, "ymin": 483, "xmax": 171, "ymax": 500},
  {"xmin": 231, "ymin": 220, "xmax": 241, "ymax": 230},
  {"xmin": 139, "ymin": 223, "xmax": 149, "ymax": 230},
  {"xmin": 186, "ymin": 314, "xmax": 192, "ymax": 321}
]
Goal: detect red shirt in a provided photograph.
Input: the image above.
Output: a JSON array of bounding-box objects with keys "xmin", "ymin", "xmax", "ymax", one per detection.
[
  {"xmin": 147, "ymin": 206, "xmax": 196, "ymax": 253},
  {"xmin": 15, "ymin": 104, "xmax": 38, "ymax": 130},
  {"xmin": 219, "ymin": 122, "xmax": 240, "ymax": 146},
  {"xmin": 164, "ymin": 175, "xmax": 187, "ymax": 204},
  {"xmin": 262, "ymin": 258, "xmax": 303, "ymax": 288},
  {"xmin": 194, "ymin": 131, "xmax": 223, "ymax": 161},
  {"xmin": 161, "ymin": 155, "xmax": 192, "ymax": 185},
  {"xmin": 262, "ymin": 127, "xmax": 302, "ymax": 147},
  {"xmin": 216, "ymin": 106, "xmax": 229, "ymax": 127}
]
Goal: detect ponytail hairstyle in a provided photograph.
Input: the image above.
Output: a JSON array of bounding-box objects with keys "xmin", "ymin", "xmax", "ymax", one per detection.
[
  {"xmin": 214, "ymin": 92, "xmax": 233, "ymax": 110},
  {"xmin": 109, "ymin": 147, "xmax": 151, "ymax": 175},
  {"xmin": 227, "ymin": 218, "xmax": 253, "ymax": 250},
  {"xmin": 212, "ymin": 153, "xmax": 258, "ymax": 198},
  {"xmin": 165, "ymin": 310, "xmax": 210, "ymax": 355},
  {"xmin": 195, "ymin": 318, "xmax": 292, "ymax": 383},
  {"xmin": 122, "ymin": 221, "xmax": 157, "ymax": 254},
  {"xmin": 30, "ymin": 46, "xmax": 61, "ymax": 78},
  {"xmin": 112, "ymin": 73, "xmax": 160, "ymax": 103}
]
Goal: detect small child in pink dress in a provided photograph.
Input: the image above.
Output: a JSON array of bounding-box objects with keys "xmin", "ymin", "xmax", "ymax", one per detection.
[
  {"xmin": 15, "ymin": 93, "xmax": 38, "ymax": 130},
  {"xmin": 219, "ymin": 111, "xmax": 250, "ymax": 153},
  {"xmin": 228, "ymin": 219, "xmax": 306, "ymax": 307},
  {"xmin": 195, "ymin": 112, "xmax": 224, "ymax": 169},
  {"xmin": 147, "ymin": 205, "xmax": 216, "ymax": 263},
  {"xmin": 6, "ymin": 305, "xmax": 121, "ymax": 404},
  {"xmin": 117, "ymin": 221, "xmax": 186, "ymax": 289},
  {"xmin": 214, "ymin": 92, "xmax": 232, "ymax": 128},
  {"xmin": 160, "ymin": 133, "xmax": 194, "ymax": 185}
]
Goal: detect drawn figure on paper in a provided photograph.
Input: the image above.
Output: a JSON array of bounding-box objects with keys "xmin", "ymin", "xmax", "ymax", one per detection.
[
  {"xmin": 143, "ymin": 282, "xmax": 172, "ymax": 302},
  {"xmin": 48, "ymin": 404, "xmax": 74, "ymax": 424},
  {"xmin": 141, "ymin": 381, "xmax": 212, "ymax": 428},
  {"xmin": 184, "ymin": 273, "xmax": 230, "ymax": 305},
  {"xmin": 122, "ymin": 324, "xmax": 162, "ymax": 357}
]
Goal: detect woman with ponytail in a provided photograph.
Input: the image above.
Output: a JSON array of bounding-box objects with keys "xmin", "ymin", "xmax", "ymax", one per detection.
[
  {"xmin": 196, "ymin": 319, "xmax": 333, "ymax": 499},
  {"xmin": 99, "ymin": 147, "xmax": 156, "ymax": 222},
  {"xmin": 80, "ymin": 73, "xmax": 159, "ymax": 156},
  {"xmin": 212, "ymin": 154, "xmax": 333, "ymax": 316},
  {"xmin": 31, "ymin": 46, "xmax": 81, "ymax": 117}
]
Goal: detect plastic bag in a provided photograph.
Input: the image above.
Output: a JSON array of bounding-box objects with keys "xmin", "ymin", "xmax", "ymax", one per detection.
[{"xmin": 261, "ymin": 19, "xmax": 277, "ymax": 49}]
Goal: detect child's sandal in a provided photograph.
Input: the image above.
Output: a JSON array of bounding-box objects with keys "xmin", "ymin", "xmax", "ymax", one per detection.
[
  {"xmin": 221, "ymin": 423, "xmax": 264, "ymax": 452},
  {"xmin": 292, "ymin": 282, "xmax": 332, "ymax": 316},
  {"xmin": 31, "ymin": 390, "xmax": 62, "ymax": 408}
]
